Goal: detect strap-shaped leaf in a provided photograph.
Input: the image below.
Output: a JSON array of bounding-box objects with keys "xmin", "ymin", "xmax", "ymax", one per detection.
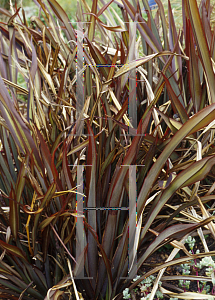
[
  {"xmin": 0, "ymin": 240, "xmax": 26, "ymax": 260},
  {"xmin": 186, "ymin": 0, "xmax": 215, "ymax": 103}
]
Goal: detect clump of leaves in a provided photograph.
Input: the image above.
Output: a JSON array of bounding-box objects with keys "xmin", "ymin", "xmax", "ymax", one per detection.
[
  {"xmin": 1, "ymin": 0, "xmax": 215, "ymax": 300},
  {"xmin": 176, "ymin": 236, "xmax": 215, "ymax": 296},
  {"xmin": 125, "ymin": 275, "xmax": 163, "ymax": 300}
]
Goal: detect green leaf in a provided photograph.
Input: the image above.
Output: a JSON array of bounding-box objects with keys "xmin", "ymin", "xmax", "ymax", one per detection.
[
  {"xmin": 88, "ymin": 0, "xmax": 98, "ymax": 41},
  {"xmin": 47, "ymin": 0, "xmax": 76, "ymax": 41}
]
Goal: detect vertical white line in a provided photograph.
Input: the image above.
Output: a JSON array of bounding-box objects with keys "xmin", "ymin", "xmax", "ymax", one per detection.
[
  {"xmin": 76, "ymin": 165, "xmax": 85, "ymax": 278},
  {"xmin": 76, "ymin": 22, "xmax": 84, "ymax": 136},
  {"xmin": 128, "ymin": 165, "xmax": 137, "ymax": 278}
]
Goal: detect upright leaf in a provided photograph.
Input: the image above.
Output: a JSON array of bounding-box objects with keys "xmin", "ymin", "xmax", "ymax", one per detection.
[{"xmin": 185, "ymin": 0, "xmax": 215, "ymax": 103}]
